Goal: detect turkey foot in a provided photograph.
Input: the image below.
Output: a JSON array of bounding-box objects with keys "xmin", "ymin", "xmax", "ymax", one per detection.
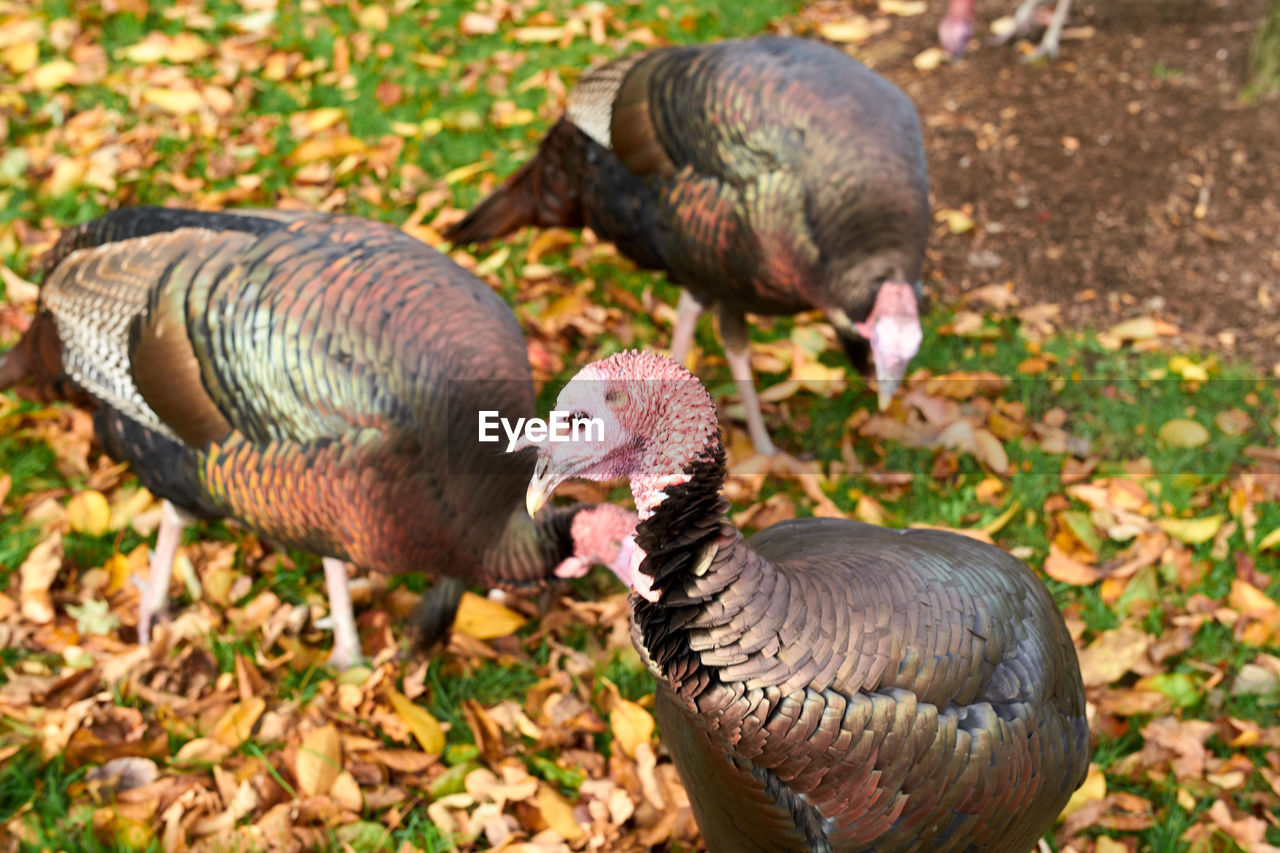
[
  {"xmin": 135, "ymin": 500, "xmax": 190, "ymax": 646},
  {"xmin": 320, "ymin": 557, "xmax": 366, "ymax": 670},
  {"xmin": 990, "ymin": 0, "xmax": 1073, "ymax": 61}
]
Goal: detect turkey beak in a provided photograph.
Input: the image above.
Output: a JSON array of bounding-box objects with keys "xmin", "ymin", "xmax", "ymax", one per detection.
[
  {"xmin": 874, "ymin": 363, "xmax": 904, "ymax": 411},
  {"xmin": 526, "ymin": 455, "xmax": 571, "ymax": 518}
]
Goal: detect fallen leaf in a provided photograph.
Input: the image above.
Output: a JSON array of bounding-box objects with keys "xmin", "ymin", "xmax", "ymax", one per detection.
[
  {"xmin": 385, "ymin": 686, "xmax": 445, "ymax": 754},
  {"xmin": 19, "ymin": 531, "xmax": 63, "ymax": 624},
  {"xmin": 1076, "ymin": 626, "xmax": 1151, "ymax": 688},
  {"xmin": 609, "ymin": 698, "xmax": 655, "ymax": 759},
  {"xmin": 211, "ymin": 697, "xmax": 266, "ymax": 747},
  {"xmin": 1157, "ymin": 418, "xmax": 1209, "ymax": 449},
  {"xmin": 535, "ymin": 781, "xmax": 584, "ymax": 841},
  {"xmin": 1060, "ymin": 763, "xmax": 1105, "ymax": 818},
  {"xmin": 1157, "ymin": 514, "xmax": 1223, "ymax": 545},
  {"xmin": 66, "ymin": 489, "xmax": 111, "ymax": 536},
  {"xmin": 296, "ymin": 724, "xmax": 342, "ymax": 796},
  {"xmin": 1042, "ymin": 545, "xmax": 1101, "ymax": 585},
  {"xmin": 453, "ymin": 592, "xmax": 526, "ymax": 640}
]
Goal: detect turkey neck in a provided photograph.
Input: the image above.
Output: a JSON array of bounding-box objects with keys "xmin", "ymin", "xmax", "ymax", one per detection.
[{"xmin": 629, "ymin": 427, "xmax": 747, "ymax": 693}]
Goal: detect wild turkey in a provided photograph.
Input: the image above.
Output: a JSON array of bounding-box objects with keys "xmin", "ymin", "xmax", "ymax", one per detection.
[
  {"xmin": 0, "ymin": 207, "xmax": 636, "ymax": 667},
  {"xmin": 521, "ymin": 350, "xmax": 1091, "ymax": 852},
  {"xmin": 446, "ymin": 36, "xmax": 930, "ymax": 455},
  {"xmin": 940, "ymin": 0, "xmax": 1075, "ymax": 60}
]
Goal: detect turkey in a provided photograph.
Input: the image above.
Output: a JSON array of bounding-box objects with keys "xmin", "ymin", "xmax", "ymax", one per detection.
[
  {"xmin": 940, "ymin": 0, "xmax": 1075, "ymax": 61},
  {"xmin": 520, "ymin": 350, "xmax": 1091, "ymax": 852},
  {"xmin": 0, "ymin": 207, "xmax": 636, "ymax": 667},
  {"xmin": 446, "ymin": 36, "xmax": 930, "ymax": 455}
]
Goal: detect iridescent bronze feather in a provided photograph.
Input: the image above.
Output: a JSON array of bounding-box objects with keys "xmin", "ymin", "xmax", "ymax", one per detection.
[{"xmin": 1, "ymin": 207, "xmax": 637, "ymax": 664}]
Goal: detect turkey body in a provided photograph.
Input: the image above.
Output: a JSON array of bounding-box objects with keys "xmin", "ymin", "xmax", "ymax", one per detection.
[
  {"xmin": 524, "ymin": 351, "xmax": 1091, "ymax": 853},
  {"xmin": 2, "ymin": 207, "xmax": 630, "ymax": 662},
  {"xmin": 448, "ymin": 36, "xmax": 931, "ymax": 448},
  {"xmin": 643, "ymin": 513, "xmax": 1090, "ymax": 852}
]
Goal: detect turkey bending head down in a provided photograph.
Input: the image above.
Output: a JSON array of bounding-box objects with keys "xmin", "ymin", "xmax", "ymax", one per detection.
[
  {"xmin": 447, "ymin": 35, "xmax": 930, "ymax": 455},
  {"xmin": 0, "ymin": 207, "xmax": 636, "ymax": 667},
  {"xmin": 520, "ymin": 350, "xmax": 1090, "ymax": 852}
]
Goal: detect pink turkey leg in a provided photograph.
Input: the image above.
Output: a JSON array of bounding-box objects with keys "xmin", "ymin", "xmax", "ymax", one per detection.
[
  {"xmin": 719, "ymin": 309, "xmax": 776, "ymax": 456},
  {"xmin": 321, "ymin": 557, "xmax": 364, "ymax": 669},
  {"xmin": 668, "ymin": 289, "xmax": 704, "ymax": 367},
  {"xmin": 137, "ymin": 500, "xmax": 188, "ymax": 646}
]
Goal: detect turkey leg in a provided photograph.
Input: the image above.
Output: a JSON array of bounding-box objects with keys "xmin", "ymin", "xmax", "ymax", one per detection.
[
  {"xmin": 718, "ymin": 309, "xmax": 776, "ymax": 456},
  {"xmin": 136, "ymin": 499, "xmax": 190, "ymax": 645},
  {"xmin": 1030, "ymin": 0, "xmax": 1073, "ymax": 60},
  {"xmin": 668, "ymin": 289, "xmax": 704, "ymax": 368},
  {"xmin": 321, "ymin": 557, "xmax": 364, "ymax": 669}
]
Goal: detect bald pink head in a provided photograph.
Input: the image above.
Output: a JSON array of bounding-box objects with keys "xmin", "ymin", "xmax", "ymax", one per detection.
[
  {"xmin": 939, "ymin": 0, "xmax": 976, "ymax": 58},
  {"xmin": 555, "ymin": 504, "xmax": 639, "ymax": 586},
  {"xmin": 854, "ymin": 281, "xmax": 922, "ymax": 409},
  {"xmin": 518, "ymin": 350, "xmax": 717, "ymax": 519}
]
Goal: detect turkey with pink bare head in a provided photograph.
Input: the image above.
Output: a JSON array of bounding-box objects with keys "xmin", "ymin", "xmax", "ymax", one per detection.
[
  {"xmin": 448, "ymin": 36, "xmax": 930, "ymax": 454},
  {"xmin": 520, "ymin": 350, "xmax": 1090, "ymax": 852}
]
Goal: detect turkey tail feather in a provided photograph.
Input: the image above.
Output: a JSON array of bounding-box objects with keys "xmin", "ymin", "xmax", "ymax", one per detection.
[
  {"xmin": 445, "ymin": 119, "xmax": 586, "ymax": 245},
  {"xmin": 0, "ymin": 313, "xmax": 80, "ymax": 402}
]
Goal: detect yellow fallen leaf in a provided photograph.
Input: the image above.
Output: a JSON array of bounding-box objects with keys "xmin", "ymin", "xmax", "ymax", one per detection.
[
  {"xmin": 1076, "ymin": 626, "xmax": 1151, "ymax": 688},
  {"xmin": 291, "ymin": 107, "xmax": 345, "ymax": 137},
  {"xmin": 31, "ymin": 59, "xmax": 76, "ymax": 91},
  {"xmin": 174, "ymin": 737, "xmax": 231, "ymax": 765},
  {"xmin": 142, "ymin": 87, "xmax": 205, "ymax": 116},
  {"xmin": 609, "ymin": 698, "xmax": 655, "ymax": 759},
  {"xmin": 935, "ymin": 208, "xmax": 975, "ymax": 234},
  {"xmin": 980, "ymin": 500, "xmax": 1021, "ymax": 537},
  {"xmin": 1060, "ymin": 763, "xmax": 1105, "ymax": 818},
  {"xmin": 1157, "ymin": 514, "xmax": 1223, "ymax": 545},
  {"xmin": 817, "ymin": 16, "xmax": 888, "ymax": 43},
  {"xmin": 1258, "ymin": 527, "xmax": 1280, "ymax": 551},
  {"xmin": 443, "ymin": 160, "xmax": 490, "ymax": 185},
  {"xmin": 2, "ymin": 41, "xmax": 38, "ymax": 73},
  {"xmin": 535, "ymin": 782, "xmax": 584, "ymax": 841},
  {"xmin": 357, "ymin": 4, "xmax": 388, "ymax": 30},
  {"xmin": 211, "ymin": 697, "xmax": 266, "ymax": 747},
  {"xmin": 879, "ymin": 0, "xmax": 927, "ymax": 14},
  {"xmin": 385, "ymin": 686, "xmax": 445, "ymax": 753},
  {"xmin": 67, "ymin": 490, "xmax": 111, "ymax": 536},
  {"xmin": 513, "ymin": 26, "xmax": 566, "ymax": 43},
  {"xmin": 1094, "ymin": 836, "xmax": 1127, "ymax": 853},
  {"xmin": 286, "ymin": 136, "xmax": 366, "ymax": 165},
  {"xmin": 453, "ymin": 591, "xmax": 526, "ymax": 639},
  {"xmin": 1229, "ymin": 579, "xmax": 1279, "ymax": 618},
  {"xmin": 914, "ymin": 46, "xmax": 947, "ymax": 71},
  {"xmin": 330, "ymin": 769, "xmax": 363, "ymax": 811},
  {"xmin": 1157, "ymin": 418, "xmax": 1209, "ymax": 449},
  {"xmin": 295, "ymin": 724, "xmax": 342, "ymax": 797}
]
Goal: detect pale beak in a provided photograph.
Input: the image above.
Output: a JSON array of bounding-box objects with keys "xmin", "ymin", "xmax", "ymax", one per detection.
[
  {"xmin": 874, "ymin": 363, "xmax": 905, "ymax": 410},
  {"xmin": 525, "ymin": 455, "xmax": 571, "ymax": 518}
]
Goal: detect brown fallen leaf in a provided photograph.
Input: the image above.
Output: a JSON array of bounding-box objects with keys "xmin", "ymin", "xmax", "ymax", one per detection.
[
  {"xmin": 19, "ymin": 531, "xmax": 63, "ymax": 624},
  {"xmin": 296, "ymin": 724, "xmax": 342, "ymax": 796},
  {"xmin": 1076, "ymin": 625, "xmax": 1151, "ymax": 688}
]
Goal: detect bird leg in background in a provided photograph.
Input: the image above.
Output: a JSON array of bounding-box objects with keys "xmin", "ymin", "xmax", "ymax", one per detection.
[
  {"xmin": 321, "ymin": 557, "xmax": 364, "ymax": 669},
  {"xmin": 667, "ymin": 289, "xmax": 704, "ymax": 368},
  {"xmin": 136, "ymin": 500, "xmax": 190, "ymax": 645},
  {"xmin": 718, "ymin": 308, "xmax": 776, "ymax": 456},
  {"xmin": 1029, "ymin": 0, "xmax": 1073, "ymax": 60},
  {"xmin": 992, "ymin": 0, "xmax": 1073, "ymax": 60}
]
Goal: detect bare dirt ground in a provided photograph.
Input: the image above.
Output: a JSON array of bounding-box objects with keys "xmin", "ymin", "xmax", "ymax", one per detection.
[{"xmin": 829, "ymin": 0, "xmax": 1279, "ymax": 373}]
